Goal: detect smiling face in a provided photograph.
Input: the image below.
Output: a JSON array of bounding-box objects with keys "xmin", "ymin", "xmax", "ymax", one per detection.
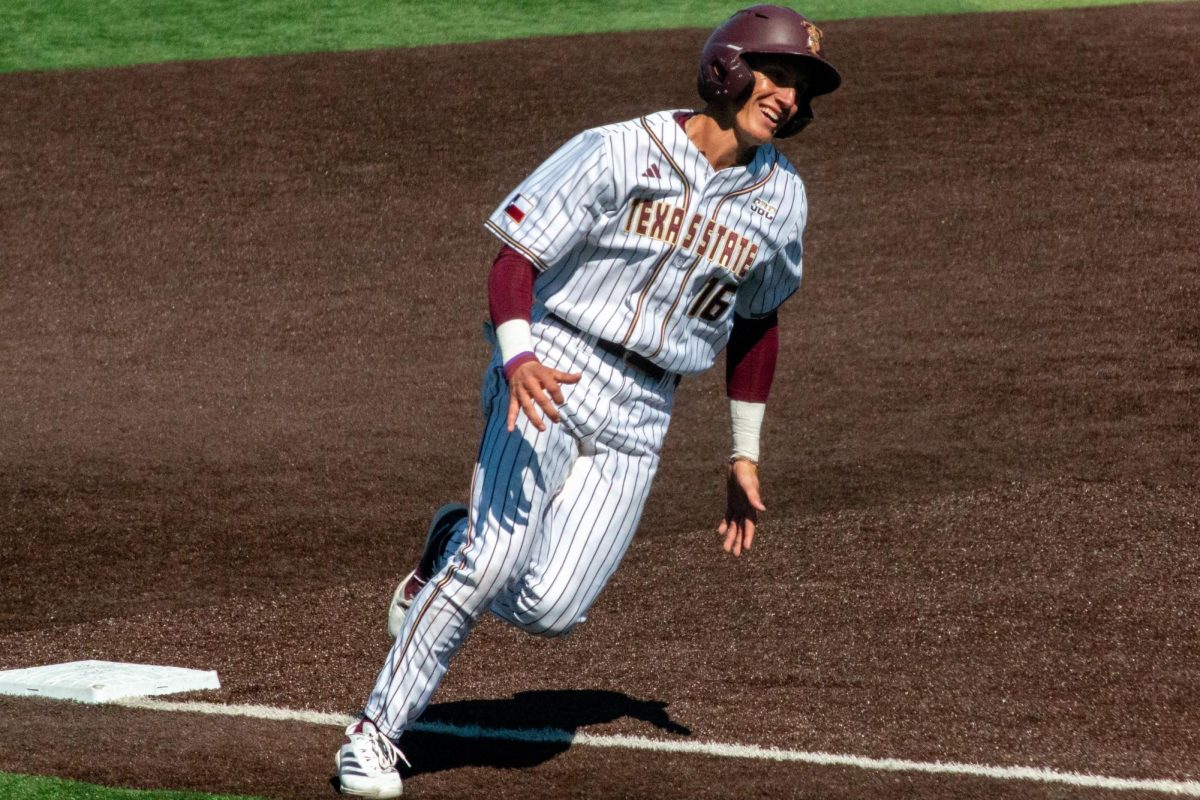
[{"xmin": 732, "ymin": 55, "xmax": 810, "ymax": 147}]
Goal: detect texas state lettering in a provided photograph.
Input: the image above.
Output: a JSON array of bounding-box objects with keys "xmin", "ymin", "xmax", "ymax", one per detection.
[{"xmin": 623, "ymin": 197, "xmax": 760, "ymax": 279}]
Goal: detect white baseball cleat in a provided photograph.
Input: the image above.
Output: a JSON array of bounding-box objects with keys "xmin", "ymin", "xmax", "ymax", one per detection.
[
  {"xmin": 387, "ymin": 503, "xmax": 469, "ymax": 638},
  {"xmin": 336, "ymin": 717, "xmax": 407, "ymax": 798}
]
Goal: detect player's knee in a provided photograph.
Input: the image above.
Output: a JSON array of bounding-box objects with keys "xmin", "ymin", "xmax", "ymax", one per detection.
[
  {"xmin": 521, "ymin": 605, "xmax": 586, "ymax": 638},
  {"xmin": 526, "ymin": 617, "xmax": 581, "ymax": 638},
  {"xmin": 494, "ymin": 576, "xmax": 595, "ymax": 636}
]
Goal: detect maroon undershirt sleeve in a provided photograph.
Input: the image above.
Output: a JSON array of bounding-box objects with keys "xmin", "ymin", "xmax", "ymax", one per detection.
[
  {"xmin": 488, "ymin": 245, "xmax": 537, "ymax": 325},
  {"xmin": 726, "ymin": 311, "xmax": 780, "ymax": 403},
  {"xmin": 487, "ymin": 245, "xmax": 539, "ymax": 378}
]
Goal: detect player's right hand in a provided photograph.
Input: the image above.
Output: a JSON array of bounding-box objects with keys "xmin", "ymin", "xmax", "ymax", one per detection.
[{"xmin": 506, "ymin": 360, "xmax": 582, "ymax": 433}]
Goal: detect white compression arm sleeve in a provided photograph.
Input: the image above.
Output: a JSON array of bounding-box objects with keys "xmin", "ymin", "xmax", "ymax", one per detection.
[{"xmin": 729, "ymin": 399, "xmax": 765, "ymax": 463}]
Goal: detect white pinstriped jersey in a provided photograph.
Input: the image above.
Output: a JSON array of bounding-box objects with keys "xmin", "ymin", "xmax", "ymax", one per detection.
[
  {"xmin": 363, "ymin": 110, "xmax": 812, "ymax": 746},
  {"xmin": 485, "ymin": 109, "xmax": 808, "ymax": 376}
]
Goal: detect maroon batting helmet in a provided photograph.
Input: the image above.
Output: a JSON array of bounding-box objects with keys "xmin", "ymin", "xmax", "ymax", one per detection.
[{"xmin": 698, "ymin": 5, "xmax": 841, "ymax": 137}]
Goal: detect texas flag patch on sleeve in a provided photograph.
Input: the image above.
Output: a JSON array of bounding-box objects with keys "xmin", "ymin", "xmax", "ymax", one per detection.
[{"xmin": 503, "ymin": 194, "xmax": 535, "ymax": 225}]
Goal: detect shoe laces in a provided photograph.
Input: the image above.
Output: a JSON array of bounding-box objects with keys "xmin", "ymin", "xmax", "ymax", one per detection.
[{"xmin": 349, "ymin": 720, "xmax": 411, "ymax": 772}]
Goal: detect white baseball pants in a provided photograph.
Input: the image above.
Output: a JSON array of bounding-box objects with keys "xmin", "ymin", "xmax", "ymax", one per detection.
[{"xmin": 365, "ymin": 316, "xmax": 677, "ymax": 738}]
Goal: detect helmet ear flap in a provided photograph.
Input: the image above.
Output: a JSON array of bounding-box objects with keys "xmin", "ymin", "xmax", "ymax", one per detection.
[
  {"xmin": 724, "ymin": 56, "xmax": 756, "ymax": 102},
  {"xmin": 776, "ymin": 96, "xmax": 814, "ymax": 138},
  {"xmin": 697, "ymin": 60, "xmax": 724, "ymax": 102},
  {"xmin": 698, "ymin": 52, "xmax": 756, "ymax": 103}
]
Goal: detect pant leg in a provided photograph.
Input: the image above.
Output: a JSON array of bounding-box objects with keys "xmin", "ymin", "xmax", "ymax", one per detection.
[
  {"xmin": 364, "ymin": 364, "xmax": 576, "ymax": 739},
  {"xmin": 490, "ymin": 321, "xmax": 676, "ymax": 638},
  {"xmin": 490, "ymin": 442, "xmax": 659, "ymax": 636}
]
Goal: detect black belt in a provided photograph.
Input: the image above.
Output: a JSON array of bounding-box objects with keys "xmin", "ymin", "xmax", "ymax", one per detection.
[{"xmin": 549, "ymin": 315, "xmax": 673, "ymax": 383}]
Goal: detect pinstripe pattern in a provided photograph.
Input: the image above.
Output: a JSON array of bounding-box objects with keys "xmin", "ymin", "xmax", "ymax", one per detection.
[
  {"xmin": 648, "ymin": 163, "xmax": 779, "ymax": 358},
  {"xmin": 486, "ymin": 110, "xmax": 808, "ymax": 375},
  {"xmin": 361, "ymin": 108, "xmax": 815, "ymax": 744},
  {"xmin": 365, "ymin": 318, "xmax": 673, "ymax": 739},
  {"xmin": 619, "ymin": 116, "xmax": 692, "ymax": 347}
]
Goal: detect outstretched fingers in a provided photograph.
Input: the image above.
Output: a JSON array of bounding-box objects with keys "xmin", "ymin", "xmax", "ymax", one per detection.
[
  {"xmin": 512, "ymin": 383, "xmax": 548, "ymax": 432},
  {"xmin": 718, "ymin": 461, "xmax": 766, "ymax": 556},
  {"xmin": 506, "ymin": 362, "xmax": 583, "ymax": 432},
  {"xmin": 549, "ymin": 369, "xmax": 583, "ymax": 400},
  {"xmin": 506, "ymin": 393, "xmax": 521, "ymax": 432},
  {"xmin": 719, "ymin": 515, "xmax": 755, "ymax": 556}
]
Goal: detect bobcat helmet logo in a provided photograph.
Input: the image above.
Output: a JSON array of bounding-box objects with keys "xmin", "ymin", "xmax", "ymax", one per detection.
[{"xmin": 804, "ymin": 22, "xmax": 824, "ymax": 56}]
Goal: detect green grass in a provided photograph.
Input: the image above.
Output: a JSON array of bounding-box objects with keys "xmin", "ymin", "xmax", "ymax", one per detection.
[
  {"xmin": 0, "ymin": 773, "xmax": 265, "ymax": 800},
  {"xmin": 1, "ymin": 0, "xmax": 1192, "ymax": 74}
]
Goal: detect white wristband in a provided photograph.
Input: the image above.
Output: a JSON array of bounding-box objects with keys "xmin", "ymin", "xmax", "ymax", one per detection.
[
  {"xmin": 729, "ymin": 399, "xmax": 765, "ymax": 464},
  {"xmin": 495, "ymin": 319, "xmax": 534, "ymax": 365}
]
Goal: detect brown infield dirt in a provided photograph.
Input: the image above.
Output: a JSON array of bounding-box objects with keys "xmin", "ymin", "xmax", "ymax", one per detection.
[{"xmin": 1, "ymin": 3, "xmax": 1198, "ymax": 799}]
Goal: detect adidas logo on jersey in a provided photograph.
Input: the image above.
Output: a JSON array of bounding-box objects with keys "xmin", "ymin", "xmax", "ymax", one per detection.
[{"xmin": 641, "ymin": 164, "xmax": 662, "ymax": 179}]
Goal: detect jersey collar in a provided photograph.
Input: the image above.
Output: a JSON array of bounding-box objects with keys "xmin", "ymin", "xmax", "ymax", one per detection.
[{"xmin": 652, "ymin": 109, "xmax": 777, "ymax": 186}]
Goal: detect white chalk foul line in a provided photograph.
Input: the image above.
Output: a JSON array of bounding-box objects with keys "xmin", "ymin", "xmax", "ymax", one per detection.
[{"xmin": 114, "ymin": 697, "xmax": 1200, "ymax": 796}]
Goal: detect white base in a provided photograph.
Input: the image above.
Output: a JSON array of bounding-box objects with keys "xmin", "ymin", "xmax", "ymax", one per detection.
[{"xmin": 0, "ymin": 660, "xmax": 220, "ymax": 703}]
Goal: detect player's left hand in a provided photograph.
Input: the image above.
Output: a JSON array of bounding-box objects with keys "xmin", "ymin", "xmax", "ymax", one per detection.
[{"xmin": 718, "ymin": 458, "xmax": 766, "ymax": 556}]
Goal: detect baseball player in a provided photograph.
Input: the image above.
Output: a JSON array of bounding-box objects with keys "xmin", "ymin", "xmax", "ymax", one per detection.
[{"xmin": 335, "ymin": 6, "xmax": 840, "ymax": 796}]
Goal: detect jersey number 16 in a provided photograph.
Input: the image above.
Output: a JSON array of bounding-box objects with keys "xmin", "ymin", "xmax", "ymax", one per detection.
[{"xmin": 686, "ymin": 276, "xmax": 736, "ymax": 322}]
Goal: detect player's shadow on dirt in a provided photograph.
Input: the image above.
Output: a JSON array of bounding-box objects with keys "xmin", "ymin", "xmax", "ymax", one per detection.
[{"xmin": 400, "ymin": 689, "xmax": 691, "ymax": 775}]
